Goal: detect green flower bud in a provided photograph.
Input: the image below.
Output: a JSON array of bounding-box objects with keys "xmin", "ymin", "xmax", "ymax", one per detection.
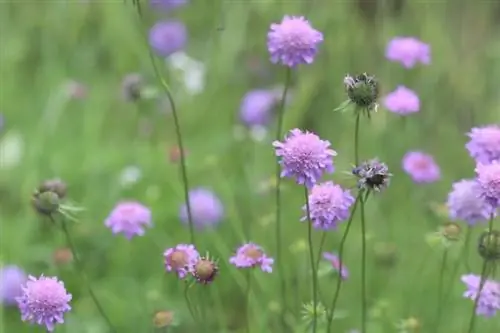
[
  {"xmin": 478, "ymin": 230, "xmax": 500, "ymax": 261},
  {"xmin": 344, "ymin": 73, "xmax": 379, "ymax": 111},
  {"xmin": 32, "ymin": 190, "xmax": 60, "ymax": 215}
]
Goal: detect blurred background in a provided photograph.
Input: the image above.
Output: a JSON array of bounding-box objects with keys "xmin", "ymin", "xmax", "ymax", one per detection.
[{"xmin": 1, "ymin": 0, "xmax": 500, "ymax": 332}]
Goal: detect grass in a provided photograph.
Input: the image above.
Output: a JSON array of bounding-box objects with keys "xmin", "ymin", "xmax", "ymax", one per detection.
[{"xmin": 1, "ymin": 0, "xmax": 499, "ymax": 332}]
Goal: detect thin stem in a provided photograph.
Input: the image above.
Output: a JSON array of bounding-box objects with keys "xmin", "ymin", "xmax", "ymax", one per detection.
[
  {"xmin": 274, "ymin": 67, "xmax": 292, "ymax": 329},
  {"xmin": 359, "ymin": 192, "xmax": 367, "ymax": 333},
  {"xmin": 304, "ymin": 186, "xmax": 318, "ymax": 333},
  {"xmin": 354, "ymin": 112, "xmax": 361, "ymax": 165},
  {"xmin": 443, "ymin": 226, "xmax": 472, "ymax": 305},
  {"xmin": 315, "ymin": 232, "xmax": 327, "ymax": 271},
  {"xmin": 433, "ymin": 249, "xmax": 448, "ymax": 333},
  {"xmin": 245, "ymin": 270, "xmax": 252, "ymax": 333},
  {"xmin": 183, "ymin": 281, "xmax": 197, "ymax": 324},
  {"xmin": 132, "ymin": 0, "xmax": 196, "ymax": 245}
]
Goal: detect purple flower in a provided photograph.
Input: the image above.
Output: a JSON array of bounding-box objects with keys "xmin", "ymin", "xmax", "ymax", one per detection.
[
  {"xmin": 16, "ymin": 275, "xmax": 72, "ymax": 332},
  {"xmin": 229, "ymin": 243, "xmax": 273, "ymax": 272},
  {"xmin": 149, "ymin": 20, "xmax": 187, "ymax": 57},
  {"xmin": 179, "ymin": 188, "xmax": 224, "ymax": 229},
  {"xmin": 475, "ymin": 161, "xmax": 500, "ymax": 208},
  {"xmin": 383, "ymin": 86, "xmax": 420, "ymax": 115},
  {"xmin": 0, "ymin": 265, "xmax": 27, "ymax": 305},
  {"xmin": 239, "ymin": 89, "xmax": 277, "ymax": 127},
  {"xmin": 385, "ymin": 37, "xmax": 430, "ymax": 68},
  {"xmin": 461, "ymin": 274, "xmax": 500, "ymax": 317},
  {"xmin": 402, "ymin": 151, "xmax": 440, "ymax": 183},
  {"xmin": 353, "ymin": 158, "xmax": 392, "ymax": 192},
  {"xmin": 447, "ymin": 179, "xmax": 495, "ymax": 225},
  {"xmin": 150, "ymin": 0, "xmax": 188, "ymax": 11},
  {"xmin": 267, "ymin": 16, "xmax": 323, "ymax": 67},
  {"xmin": 104, "ymin": 201, "xmax": 152, "ymax": 239},
  {"xmin": 322, "ymin": 252, "xmax": 348, "ymax": 280},
  {"xmin": 163, "ymin": 244, "xmax": 199, "ymax": 279},
  {"xmin": 273, "ymin": 129, "xmax": 336, "ymax": 188},
  {"xmin": 302, "ymin": 181, "xmax": 355, "ymax": 230},
  {"xmin": 466, "ymin": 125, "xmax": 500, "ymax": 164}
]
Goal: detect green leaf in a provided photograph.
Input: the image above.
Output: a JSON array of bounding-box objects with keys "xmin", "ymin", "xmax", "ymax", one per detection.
[{"xmin": 333, "ymin": 99, "xmax": 351, "ymax": 112}]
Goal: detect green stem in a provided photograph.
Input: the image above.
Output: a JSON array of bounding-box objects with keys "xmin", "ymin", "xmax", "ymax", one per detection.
[
  {"xmin": 360, "ymin": 192, "xmax": 367, "ymax": 333},
  {"xmin": 315, "ymin": 232, "xmax": 327, "ymax": 271},
  {"xmin": 354, "ymin": 112, "xmax": 361, "ymax": 165},
  {"xmin": 304, "ymin": 186, "xmax": 318, "ymax": 333},
  {"xmin": 433, "ymin": 249, "xmax": 448, "ymax": 333},
  {"xmin": 245, "ymin": 270, "xmax": 252, "ymax": 333},
  {"xmin": 183, "ymin": 281, "xmax": 197, "ymax": 324}
]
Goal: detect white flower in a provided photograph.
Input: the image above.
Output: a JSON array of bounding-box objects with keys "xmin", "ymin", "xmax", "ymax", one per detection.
[{"xmin": 0, "ymin": 131, "xmax": 23, "ymax": 169}]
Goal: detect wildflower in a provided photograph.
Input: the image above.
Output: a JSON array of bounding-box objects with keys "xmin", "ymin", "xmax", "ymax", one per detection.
[
  {"xmin": 118, "ymin": 165, "xmax": 142, "ymax": 187},
  {"xmin": 475, "ymin": 161, "xmax": 500, "ymax": 207},
  {"xmin": 149, "ymin": 20, "xmax": 187, "ymax": 57},
  {"xmin": 163, "ymin": 244, "xmax": 199, "ymax": 279},
  {"xmin": 239, "ymin": 89, "xmax": 277, "ymax": 127},
  {"xmin": 344, "ymin": 73, "xmax": 379, "ymax": 112},
  {"xmin": 153, "ymin": 310, "xmax": 176, "ymax": 328},
  {"xmin": 478, "ymin": 230, "xmax": 500, "ymax": 261},
  {"xmin": 38, "ymin": 178, "xmax": 67, "ymax": 199},
  {"xmin": 402, "ymin": 151, "xmax": 441, "ymax": 183},
  {"xmin": 461, "ymin": 274, "xmax": 500, "ymax": 317},
  {"xmin": 121, "ymin": 73, "xmax": 144, "ymax": 102},
  {"xmin": 385, "ymin": 37, "xmax": 430, "ymax": 68},
  {"xmin": 104, "ymin": 201, "xmax": 152, "ymax": 239},
  {"xmin": 267, "ymin": 16, "xmax": 323, "ymax": 67},
  {"xmin": 229, "ymin": 243, "xmax": 274, "ymax": 272},
  {"xmin": 446, "ymin": 179, "xmax": 495, "ymax": 225},
  {"xmin": 353, "ymin": 158, "xmax": 391, "ymax": 192},
  {"xmin": 426, "ymin": 222, "xmax": 462, "ymax": 248},
  {"xmin": 192, "ymin": 254, "xmax": 218, "ymax": 284},
  {"xmin": 16, "ymin": 275, "xmax": 72, "ymax": 332},
  {"xmin": 0, "ymin": 265, "xmax": 27, "ymax": 305},
  {"xmin": 302, "ymin": 181, "xmax": 355, "ymax": 230},
  {"xmin": 466, "ymin": 125, "xmax": 500, "ymax": 164},
  {"xmin": 322, "ymin": 252, "xmax": 349, "ymax": 280},
  {"xmin": 383, "ymin": 86, "xmax": 420, "ymax": 115},
  {"xmin": 53, "ymin": 248, "xmax": 73, "ymax": 265},
  {"xmin": 150, "ymin": 0, "xmax": 188, "ymax": 11},
  {"xmin": 273, "ymin": 129, "xmax": 336, "ymax": 188},
  {"xmin": 0, "ymin": 130, "xmax": 24, "ymax": 169},
  {"xmin": 179, "ymin": 188, "xmax": 224, "ymax": 229}
]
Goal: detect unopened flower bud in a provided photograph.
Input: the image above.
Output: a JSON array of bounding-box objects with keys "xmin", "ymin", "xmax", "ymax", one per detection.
[
  {"xmin": 153, "ymin": 310, "xmax": 175, "ymax": 328},
  {"xmin": 39, "ymin": 178, "xmax": 67, "ymax": 199},
  {"xmin": 344, "ymin": 73, "xmax": 379, "ymax": 111},
  {"xmin": 478, "ymin": 230, "xmax": 500, "ymax": 261},
  {"xmin": 32, "ymin": 190, "xmax": 60, "ymax": 215}
]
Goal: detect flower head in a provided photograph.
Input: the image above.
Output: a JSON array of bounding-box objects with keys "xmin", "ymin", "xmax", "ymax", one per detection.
[
  {"xmin": 402, "ymin": 151, "xmax": 441, "ymax": 183},
  {"xmin": 179, "ymin": 188, "xmax": 224, "ymax": 229},
  {"xmin": 475, "ymin": 161, "xmax": 500, "ymax": 208},
  {"xmin": 322, "ymin": 252, "xmax": 349, "ymax": 280},
  {"xmin": 38, "ymin": 178, "xmax": 67, "ymax": 199},
  {"xmin": 239, "ymin": 89, "xmax": 277, "ymax": 127},
  {"xmin": 273, "ymin": 129, "xmax": 336, "ymax": 188},
  {"xmin": 353, "ymin": 158, "xmax": 391, "ymax": 192},
  {"xmin": 149, "ymin": 20, "xmax": 187, "ymax": 57},
  {"xmin": 192, "ymin": 254, "xmax": 218, "ymax": 284},
  {"xmin": 446, "ymin": 179, "xmax": 495, "ymax": 225},
  {"xmin": 229, "ymin": 243, "xmax": 273, "ymax": 272},
  {"xmin": 461, "ymin": 274, "xmax": 500, "ymax": 317},
  {"xmin": 385, "ymin": 37, "xmax": 430, "ymax": 68},
  {"xmin": 383, "ymin": 86, "xmax": 420, "ymax": 115},
  {"xmin": 344, "ymin": 73, "xmax": 379, "ymax": 111},
  {"xmin": 150, "ymin": 0, "xmax": 188, "ymax": 11},
  {"xmin": 163, "ymin": 244, "xmax": 199, "ymax": 279},
  {"xmin": 267, "ymin": 16, "xmax": 323, "ymax": 67},
  {"xmin": 302, "ymin": 181, "xmax": 355, "ymax": 230},
  {"xmin": 104, "ymin": 201, "xmax": 152, "ymax": 239},
  {"xmin": 121, "ymin": 73, "xmax": 144, "ymax": 102},
  {"xmin": 466, "ymin": 125, "xmax": 500, "ymax": 164},
  {"xmin": 16, "ymin": 275, "xmax": 72, "ymax": 332},
  {"xmin": 0, "ymin": 265, "xmax": 27, "ymax": 305}
]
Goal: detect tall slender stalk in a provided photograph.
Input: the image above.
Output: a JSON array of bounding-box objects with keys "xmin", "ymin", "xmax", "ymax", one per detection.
[
  {"xmin": 245, "ymin": 270, "xmax": 252, "ymax": 333},
  {"xmin": 359, "ymin": 191, "xmax": 367, "ymax": 333},
  {"xmin": 183, "ymin": 281, "xmax": 197, "ymax": 324},
  {"xmin": 304, "ymin": 186, "xmax": 318, "ymax": 333},
  {"xmin": 433, "ymin": 249, "xmax": 448, "ymax": 333},
  {"xmin": 443, "ymin": 226, "xmax": 472, "ymax": 305}
]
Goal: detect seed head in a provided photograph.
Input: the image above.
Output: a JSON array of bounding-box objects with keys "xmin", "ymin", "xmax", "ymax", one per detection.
[
  {"xmin": 153, "ymin": 310, "xmax": 175, "ymax": 328},
  {"xmin": 478, "ymin": 230, "xmax": 500, "ymax": 261},
  {"xmin": 192, "ymin": 254, "xmax": 218, "ymax": 285},
  {"xmin": 344, "ymin": 73, "xmax": 379, "ymax": 111},
  {"xmin": 353, "ymin": 158, "xmax": 391, "ymax": 192}
]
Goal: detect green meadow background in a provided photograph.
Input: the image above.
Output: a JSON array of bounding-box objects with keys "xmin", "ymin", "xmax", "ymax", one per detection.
[{"xmin": 1, "ymin": 0, "xmax": 500, "ymax": 332}]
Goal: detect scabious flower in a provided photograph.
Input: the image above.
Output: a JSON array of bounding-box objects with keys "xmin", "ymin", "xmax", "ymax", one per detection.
[
  {"xmin": 150, "ymin": 0, "xmax": 188, "ymax": 10},
  {"xmin": 267, "ymin": 16, "xmax": 323, "ymax": 67},
  {"xmin": 322, "ymin": 252, "xmax": 349, "ymax": 280},
  {"xmin": 302, "ymin": 181, "xmax": 354, "ymax": 230},
  {"xmin": 466, "ymin": 125, "xmax": 500, "ymax": 164},
  {"xmin": 344, "ymin": 73, "xmax": 379, "ymax": 112},
  {"xmin": 179, "ymin": 188, "xmax": 224, "ymax": 229},
  {"xmin": 447, "ymin": 179, "xmax": 495, "ymax": 225},
  {"xmin": 163, "ymin": 244, "xmax": 199, "ymax": 279},
  {"xmin": 192, "ymin": 254, "xmax": 218, "ymax": 284},
  {"xmin": 461, "ymin": 274, "xmax": 500, "ymax": 317},
  {"xmin": 239, "ymin": 89, "xmax": 277, "ymax": 127},
  {"xmin": 149, "ymin": 21, "xmax": 187, "ymax": 57},
  {"xmin": 273, "ymin": 129, "xmax": 336, "ymax": 188},
  {"xmin": 104, "ymin": 201, "xmax": 152, "ymax": 239},
  {"xmin": 383, "ymin": 86, "xmax": 420, "ymax": 115},
  {"xmin": 16, "ymin": 275, "xmax": 72, "ymax": 332},
  {"xmin": 402, "ymin": 151, "xmax": 441, "ymax": 183},
  {"xmin": 0, "ymin": 265, "xmax": 27, "ymax": 305},
  {"xmin": 475, "ymin": 161, "xmax": 500, "ymax": 208},
  {"xmin": 229, "ymin": 243, "xmax": 274, "ymax": 272},
  {"xmin": 353, "ymin": 158, "xmax": 391, "ymax": 192},
  {"xmin": 385, "ymin": 37, "xmax": 430, "ymax": 68}
]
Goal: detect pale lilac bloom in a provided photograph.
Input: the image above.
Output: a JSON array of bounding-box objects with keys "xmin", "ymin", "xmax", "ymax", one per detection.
[
  {"xmin": 16, "ymin": 275, "xmax": 72, "ymax": 332},
  {"xmin": 302, "ymin": 181, "xmax": 355, "ymax": 230},
  {"xmin": 0, "ymin": 265, "xmax": 27, "ymax": 305},
  {"xmin": 150, "ymin": 0, "xmax": 188, "ymax": 10},
  {"xmin": 104, "ymin": 201, "xmax": 152, "ymax": 239},
  {"xmin": 267, "ymin": 16, "xmax": 323, "ymax": 67},
  {"xmin": 179, "ymin": 188, "xmax": 224, "ymax": 229},
  {"xmin": 229, "ymin": 243, "xmax": 273, "ymax": 272},
  {"xmin": 385, "ymin": 37, "xmax": 430, "ymax": 68},
  {"xmin": 402, "ymin": 151, "xmax": 440, "ymax": 183},
  {"xmin": 239, "ymin": 89, "xmax": 277, "ymax": 127},
  {"xmin": 163, "ymin": 244, "xmax": 199, "ymax": 279},
  {"xmin": 273, "ymin": 129, "xmax": 337, "ymax": 188},
  {"xmin": 475, "ymin": 161, "xmax": 500, "ymax": 208},
  {"xmin": 323, "ymin": 252, "xmax": 349, "ymax": 280},
  {"xmin": 149, "ymin": 21, "xmax": 187, "ymax": 57},
  {"xmin": 461, "ymin": 274, "xmax": 500, "ymax": 317},
  {"xmin": 466, "ymin": 125, "xmax": 500, "ymax": 164},
  {"xmin": 383, "ymin": 86, "xmax": 420, "ymax": 115},
  {"xmin": 446, "ymin": 179, "xmax": 495, "ymax": 225}
]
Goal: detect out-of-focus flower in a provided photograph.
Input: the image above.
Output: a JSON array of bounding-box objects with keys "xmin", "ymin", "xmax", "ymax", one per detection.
[
  {"xmin": 478, "ymin": 230, "xmax": 500, "ymax": 261},
  {"xmin": 0, "ymin": 265, "xmax": 27, "ymax": 305},
  {"xmin": 192, "ymin": 254, "xmax": 218, "ymax": 284},
  {"xmin": 149, "ymin": 21, "xmax": 187, "ymax": 57},
  {"xmin": 396, "ymin": 316, "xmax": 422, "ymax": 333},
  {"xmin": 344, "ymin": 73, "xmax": 379, "ymax": 112},
  {"xmin": 385, "ymin": 37, "xmax": 430, "ymax": 68},
  {"xmin": 118, "ymin": 166, "xmax": 142, "ymax": 187},
  {"xmin": 446, "ymin": 179, "xmax": 495, "ymax": 225},
  {"xmin": 353, "ymin": 158, "xmax": 391, "ymax": 192},
  {"xmin": 153, "ymin": 310, "xmax": 178, "ymax": 328},
  {"xmin": 229, "ymin": 243, "xmax": 274, "ymax": 272},
  {"xmin": 168, "ymin": 145, "xmax": 187, "ymax": 163},
  {"xmin": 466, "ymin": 125, "xmax": 500, "ymax": 164},
  {"xmin": 167, "ymin": 52, "xmax": 206, "ymax": 95},
  {"xmin": 179, "ymin": 188, "xmax": 224, "ymax": 229},
  {"xmin": 402, "ymin": 151, "xmax": 440, "ymax": 183},
  {"xmin": 64, "ymin": 80, "xmax": 87, "ymax": 100},
  {"xmin": 150, "ymin": 0, "xmax": 188, "ymax": 11},
  {"xmin": 121, "ymin": 73, "xmax": 144, "ymax": 102},
  {"xmin": 38, "ymin": 178, "xmax": 67, "ymax": 199},
  {"xmin": 0, "ymin": 130, "xmax": 24, "ymax": 169},
  {"xmin": 383, "ymin": 86, "xmax": 420, "ymax": 115},
  {"xmin": 104, "ymin": 201, "xmax": 152, "ymax": 239},
  {"xmin": 16, "ymin": 275, "xmax": 72, "ymax": 332},
  {"xmin": 267, "ymin": 16, "xmax": 323, "ymax": 67},
  {"xmin": 163, "ymin": 244, "xmax": 199, "ymax": 279},
  {"xmin": 475, "ymin": 161, "xmax": 500, "ymax": 208},
  {"xmin": 53, "ymin": 248, "xmax": 73, "ymax": 265},
  {"xmin": 461, "ymin": 274, "xmax": 500, "ymax": 317},
  {"xmin": 273, "ymin": 129, "xmax": 336, "ymax": 188},
  {"xmin": 239, "ymin": 89, "xmax": 277, "ymax": 127},
  {"xmin": 322, "ymin": 252, "xmax": 349, "ymax": 280}
]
